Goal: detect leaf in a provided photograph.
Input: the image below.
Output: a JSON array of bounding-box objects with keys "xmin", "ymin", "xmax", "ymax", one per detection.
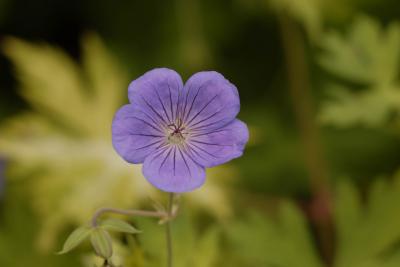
[
  {"xmin": 2, "ymin": 37, "xmax": 90, "ymax": 134},
  {"xmin": 319, "ymin": 83, "xmax": 400, "ymax": 127},
  {"xmin": 57, "ymin": 226, "xmax": 92, "ymax": 254},
  {"xmin": 335, "ymin": 176, "xmax": 400, "ymax": 267},
  {"xmin": 317, "ymin": 15, "xmax": 400, "ymax": 128},
  {"xmin": 318, "ymin": 15, "xmax": 400, "ymax": 85},
  {"xmin": 90, "ymin": 228, "xmax": 113, "ymax": 259},
  {"xmin": 99, "ymin": 218, "xmax": 141, "ymax": 234},
  {"xmin": 81, "ymin": 33, "xmax": 128, "ymax": 138},
  {"xmin": 226, "ymin": 202, "xmax": 323, "ymax": 267}
]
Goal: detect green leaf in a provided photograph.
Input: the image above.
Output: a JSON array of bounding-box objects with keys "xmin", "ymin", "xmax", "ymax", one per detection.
[
  {"xmin": 57, "ymin": 226, "xmax": 92, "ymax": 254},
  {"xmin": 318, "ymin": 83, "xmax": 400, "ymax": 127},
  {"xmin": 335, "ymin": 176, "xmax": 400, "ymax": 267},
  {"xmin": 99, "ymin": 218, "xmax": 141, "ymax": 234},
  {"xmin": 226, "ymin": 202, "xmax": 323, "ymax": 267},
  {"xmin": 318, "ymin": 15, "xmax": 400, "ymax": 85},
  {"xmin": 90, "ymin": 228, "xmax": 113, "ymax": 259},
  {"xmin": 317, "ymin": 16, "xmax": 400, "ymax": 128}
]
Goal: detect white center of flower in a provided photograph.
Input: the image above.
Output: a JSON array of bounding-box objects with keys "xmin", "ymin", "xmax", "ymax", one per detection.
[
  {"xmin": 168, "ymin": 132, "xmax": 185, "ymax": 144},
  {"xmin": 167, "ymin": 123, "xmax": 187, "ymax": 145}
]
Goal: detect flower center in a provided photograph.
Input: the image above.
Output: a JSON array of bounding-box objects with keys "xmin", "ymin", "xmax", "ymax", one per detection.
[{"xmin": 167, "ymin": 124, "xmax": 186, "ymax": 145}]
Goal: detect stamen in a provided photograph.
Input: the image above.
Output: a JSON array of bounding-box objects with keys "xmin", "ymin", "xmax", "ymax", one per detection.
[{"xmin": 167, "ymin": 122, "xmax": 187, "ymax": 145}]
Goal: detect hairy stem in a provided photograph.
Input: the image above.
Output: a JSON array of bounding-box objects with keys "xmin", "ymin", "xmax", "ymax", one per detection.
[
  {"xmin": 278, "ymin": 13, "xmax": 334, "ymax": 266},
  {"xmin": 166, "ymin": 193, "xmax": 174, "ymax": 267},
  {"xmin": 91, "ymin": 207, "xmax": 167, "ymax": 227}
]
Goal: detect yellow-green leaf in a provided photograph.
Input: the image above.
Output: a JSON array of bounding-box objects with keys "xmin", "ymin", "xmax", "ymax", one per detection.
[
  {"xmin": 57, "ymin": 226, "xmax": 92, "ymax": 254},
  {"xmin": 99, "ymin": 218, "xmax": 141, "ymax": 234}
]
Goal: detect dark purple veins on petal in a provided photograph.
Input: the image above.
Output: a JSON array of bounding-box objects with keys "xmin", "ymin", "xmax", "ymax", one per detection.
[
  {"xmin": 153, "ymin": 87, "xmax": 172, "ymax": 124},
  {"xmin": 173, "ymin": 147, "xmax": 177, "ymax": 175},
  {"xmin": 127, "ymin": 115, "xmax": 163, "ymax": 134},
  {"xmin": 140, "ymin": 95, "xmax": 170, "ymax": 126},
  {"xmin": 177, "ymin": 147, "xmax": 192, "ymax": 176},
  {"xmin": 187, "ymin": 107, "xmax": 224, "ymax": 129},
  {"xmin": 167, "ymin": 82, "xmax": 174, "ymax": 122},
  {"xmin": 185, "ymin": 93, "xmax": 220, "ymax": 126},
  {"xmin": 159, "ymin": 147, "xmax": 173, "ymax": 173},
  {"xmin": 133, "ymin": 139, "xmax": 164, "ymax": 151},
  {"xmin": 187, "ymin": 142, "xmax": 220, "ymax": 159}
]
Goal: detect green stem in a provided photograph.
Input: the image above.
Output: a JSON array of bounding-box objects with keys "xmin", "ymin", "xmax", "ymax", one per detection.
[
  {"xmin": 91, "ymin": 207, "xmax": 166, "ymax": 227},
  {"xmin": 166, "ymin": 193, "xmax": 174, "ymax": 267}
]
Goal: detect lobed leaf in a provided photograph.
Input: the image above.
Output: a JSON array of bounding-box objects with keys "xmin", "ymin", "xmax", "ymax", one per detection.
[
  {"xmin": 335, "ymin": 176, "xmax": 400, "ymax": 267},
  {"xmin": 318, "ymin": 15, "xmax": 400, "ymax": 85},
  {"xmin": 226, "ymin": 202, "xmax": 323, "ymax": 267},
  {"xmin": 317, "ymin": 15, "xmax": 400, "ymax": 128},
  {"xmin": 319, "ymin": 83, "xmax": 400, "ymax": 127}
]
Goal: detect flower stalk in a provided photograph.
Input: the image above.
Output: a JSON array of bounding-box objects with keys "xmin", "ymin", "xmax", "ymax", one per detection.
[
  {"xmin": 166, "ymin": 193, "xmax": 174, "ymax": 267},
  {"xmin": 278, "ymin": 12, "xmax": 334, "ymax": 266},
  {"xmin": 91, "ymin": 207, "xmax": 168, "ymax": 227}
]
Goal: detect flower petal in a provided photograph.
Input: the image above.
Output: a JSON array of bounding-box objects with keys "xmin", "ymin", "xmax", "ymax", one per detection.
[
  {"xmin": 112, "ymin": 104, "xmax": 166, "ymax": 164},
  {"xmin": 142, "ymin": 146, "xmax": 206, "ymax": 193},
  {"xmin": 186, "ymin": 119, "xmax": 249, "ymax": 167},
  {"xmin": 181, "ymin": 71, "xmax": 240, "ymax": 131},
  {"xmin": 128, "ymin": 68, "xmax": 184, "ymax": 126}
]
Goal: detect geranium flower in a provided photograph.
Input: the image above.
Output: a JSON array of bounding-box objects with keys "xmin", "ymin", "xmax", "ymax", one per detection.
[{"xmin": 112, "ymin": 68, "xmax": 249, "ymax": 192}]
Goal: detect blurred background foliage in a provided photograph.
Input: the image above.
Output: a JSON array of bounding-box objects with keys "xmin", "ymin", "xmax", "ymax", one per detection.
[{"xmin": 1, "ymin": 0, "xmax": 400, "ymax": 266}]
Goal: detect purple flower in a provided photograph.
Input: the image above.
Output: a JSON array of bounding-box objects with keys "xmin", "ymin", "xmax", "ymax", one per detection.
[{"xmin": 112, "ymin": 68, "xmax": 249, "ymax": 193}]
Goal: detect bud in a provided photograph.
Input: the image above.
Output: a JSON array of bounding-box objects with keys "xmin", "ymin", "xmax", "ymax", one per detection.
[{"xmin": 90, "ymin": 228, "xmax": 113, "ymax": 259}]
